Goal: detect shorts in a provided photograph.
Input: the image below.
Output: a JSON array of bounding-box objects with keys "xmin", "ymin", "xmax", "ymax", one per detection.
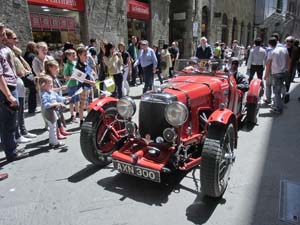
[
  {"xmin": 80, "ymin": 88, "xmax": 93, "ymax": 108},
  {"xmin": 67, "ymin": 86, "xmax": 80, "ymax": 103}
]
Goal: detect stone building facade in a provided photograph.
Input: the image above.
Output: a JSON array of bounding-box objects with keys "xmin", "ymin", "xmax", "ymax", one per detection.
[
  {"xmin": 285, "ymin": 0, "xmax": 300, "ymax": 38},
  {"xmin": 170, "ymin": 0, "xmax": 255, "ymax": 57},
  {"xmin": 1, "ymin": 0, "xmax": 170, "ymax": 50},
  {"xmin": 0, "ymin": 0, "xmax": 32, "ymax": 50}
]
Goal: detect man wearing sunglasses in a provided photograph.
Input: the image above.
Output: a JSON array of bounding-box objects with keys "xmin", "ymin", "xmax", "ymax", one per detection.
[{"xmin": 0, "ymin": 23, "xmax": 28, "ymax": 162}]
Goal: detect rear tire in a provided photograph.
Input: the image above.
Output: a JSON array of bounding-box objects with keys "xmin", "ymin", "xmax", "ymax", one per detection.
[
  {"xmin": 80, "ymin": 106, "xmax": 122, "ymax": 166},
  {"xmin": 200, "ymin": 124, "xmax": 235, "ymax": 198}
]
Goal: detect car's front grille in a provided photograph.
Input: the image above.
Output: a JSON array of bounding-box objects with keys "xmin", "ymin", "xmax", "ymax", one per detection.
[{"xmin": 139, "ymin": 101, "xmax": 171, "ymax": 140}]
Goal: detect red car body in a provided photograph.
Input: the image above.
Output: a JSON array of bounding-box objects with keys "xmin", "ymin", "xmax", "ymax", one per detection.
[{"xmin": 81, "ymin": 62, "xmax": 263, "ymax": 197}]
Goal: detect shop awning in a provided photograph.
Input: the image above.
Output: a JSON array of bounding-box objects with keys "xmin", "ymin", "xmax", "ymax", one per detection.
[{"xmin": 257, "ymin": 12, "xmax": 285, "ymax": 28}]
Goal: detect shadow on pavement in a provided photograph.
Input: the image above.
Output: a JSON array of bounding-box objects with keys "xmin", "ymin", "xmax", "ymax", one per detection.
[
  {"xmin": 250, "ymin": 83, "xmax": 300, "ymax": 224},
  {"xmin": 68, "ymin": 164, "xmax": 107, "ymax": 183},
  {"xmin": 97, "ymin": 170, "xmax": 193, "ymax": 206},
  {"xmin": 28, "ymin": 128, "xmax": 47, "ymax": 135},
  {"xmin": 186, "ymin": 194, "xmax": 226, "ymax": 224}
]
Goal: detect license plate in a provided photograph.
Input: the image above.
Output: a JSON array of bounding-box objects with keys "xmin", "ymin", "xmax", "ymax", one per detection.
[{"xmin": 113, "ymin": 160, "xmax": 161, "ymax": 183}]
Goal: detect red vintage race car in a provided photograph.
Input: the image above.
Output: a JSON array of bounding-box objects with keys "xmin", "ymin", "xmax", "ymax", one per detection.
[{"xmin": 80, "ymin": 59, "xmax": 263, "ymax": 198}]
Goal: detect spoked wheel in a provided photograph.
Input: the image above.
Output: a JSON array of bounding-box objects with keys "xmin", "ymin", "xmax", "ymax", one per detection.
[
  {"xmin": 80, "ymin": 106, "xmax": 125, "ymax": 166},
  {"xmin": 200, "ymin": 124, "xmax": 235, "ymax": 198}
]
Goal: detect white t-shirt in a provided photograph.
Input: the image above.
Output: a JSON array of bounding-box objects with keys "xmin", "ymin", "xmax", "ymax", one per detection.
[{"xmin": 269, "ymin": 46, "xmax": 288, "ymax": 75}]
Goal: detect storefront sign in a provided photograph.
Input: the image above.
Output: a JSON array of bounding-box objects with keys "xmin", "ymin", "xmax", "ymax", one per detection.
[
  {"xmin": 127, "ymin": 0, "xmax": 150, "ymax": 21},
  {"xmin": 30, "ymin": 13, "xmax": 76, "ymax": 31},
  {"xmin": 30, "ymin": 14, "xmax": 41, "ymax": 29},
  {"xmin": 50, "ymin": 16, "xmax": 60, "ymax": 30},
  {"xmin": 40, "ymin": 15, "xmax": 51, "ymax": 29},
  {"xmin": 27, "ymin": 0, "xmax": 85, "ymax": 12}
]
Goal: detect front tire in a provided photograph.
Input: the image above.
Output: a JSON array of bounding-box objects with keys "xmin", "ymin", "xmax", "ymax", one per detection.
[
  {"xmin": 80, "ymin": 106, "xmax": 123, "ymax": 166},
  {"xmin": 200, "ymin": 124, "xmax": 235, "ymax": 198},
  {"xmin": 246, "ymin": 103, "xmax": 259, "ymax": 124}
]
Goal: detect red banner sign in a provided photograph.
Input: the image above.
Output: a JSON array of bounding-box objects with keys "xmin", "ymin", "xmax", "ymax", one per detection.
[
  {"xmin": 127, "ymin": 0, "xmax": 150, "ymax": 21},
  {"xmin": 30, "ymin": 14, "xmax": 41, "ymax": 29},
  {"xmin": 27, "ymin": 0, "xmax": 85, "ymax": 12},
  {"xmin": 30, "ymin": 13, "xmax": 76, "ymax": 31}
]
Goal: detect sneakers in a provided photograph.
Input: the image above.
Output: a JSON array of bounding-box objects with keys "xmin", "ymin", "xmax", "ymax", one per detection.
[
  {"xmin": 16, "ymin": 136, "xmax": 32, "ymax": 144},
  {"xmin": 23, "ymin": 132, "xmax": 37, "ymax": 138}
]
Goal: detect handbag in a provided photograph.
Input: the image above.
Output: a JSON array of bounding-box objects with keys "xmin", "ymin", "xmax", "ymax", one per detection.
[{"xmin": 104, "ymin": 74, "xmax": 115, "ymax": 93}]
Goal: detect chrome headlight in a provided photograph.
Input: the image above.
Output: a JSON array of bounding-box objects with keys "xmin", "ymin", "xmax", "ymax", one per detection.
[
  {"xmin": 117, "ymin": 97, "xmax": 136, "ymax": 119},
  {"xmin": 164, "ymin": 102, "xmax": 188, "ymax": 127}
]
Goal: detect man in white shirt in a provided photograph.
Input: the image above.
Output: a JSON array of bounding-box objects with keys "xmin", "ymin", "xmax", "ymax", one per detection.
[
  {"xmin": 247, "ymin": 38, "xmax": 266, "ymax": 82},
  {"xmin": 264, "ymin": 37, "xmax": 289, "ymax": 114}
]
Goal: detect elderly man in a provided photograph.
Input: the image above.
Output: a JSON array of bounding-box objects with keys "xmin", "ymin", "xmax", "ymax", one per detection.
[
  {"xmin": 0, "ymin": 23, "xmax": 28, "ymax": 161},
  {"xmin": 196, "ymin": 37, "xmax": 213, "ymax": 60},
  {"xmin": 134, "ymin": 40, "xmax": 157, "ymax": 93}
]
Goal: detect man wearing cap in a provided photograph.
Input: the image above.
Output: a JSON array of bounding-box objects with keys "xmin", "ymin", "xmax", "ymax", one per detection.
[
  {"xmin": 134, "ymin": 40, "xmax": 157, "ymax": 93},
  {"xmin": 247, "ymin": 38, "xmax": 267, "ymax": 82}
]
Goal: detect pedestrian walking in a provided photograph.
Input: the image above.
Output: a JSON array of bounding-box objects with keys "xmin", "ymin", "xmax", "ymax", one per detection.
[
  {"xmin": 134, "ymin": 40, "xmax": 157, "ymax": 93},
  {"xmin": 118, "ymin": 42, "xmax": 131, "ymax": 96},
  {"xmin": 153, "ymin": 45, "xmax": 163, "ymax": 84},
  {"xmin": 23, "ymin": 41, "xmax": 37, "ymax": 113},
  {"xmin": 103, "ymin": 43, "xmax": 123, "ymax": 98},
  {"xmin": 75, "ymin": 47, "xmax": 96, "ymax": 126},
  {"xmin": 40, "ymin": 75, "xmax": 70, "ymax": 148},
  {"xmin": 264, "ymin": 37, "xmax": 289, "ymax": 114},
  {"xmin": 160, "ymin": 44, "xmax": 172, "ymax": 80},
  {"xmin": 127, "ymin": 36, "xmax": 138, "ymax": 86},
  {"xmin": 0, "ymin": 23, "xmax": 28, "ymax": 162},
  {"xmin": 169, "ymin": 41, "xmax": 180, "ymax": 78},
  {"xmin": 247, "ymin": 38, "xmax": 267, "ymax": 82}
]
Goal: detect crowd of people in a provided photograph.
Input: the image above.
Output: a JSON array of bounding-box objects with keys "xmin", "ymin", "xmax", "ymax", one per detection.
[
  {"xmin": 195, "ymin": 34, "xmax": 300, "ymax": 114},
  {"xmin": 0, "ymin": 20, "xmax": 182, "ymax": 181},
  {"xmin": 1, "ymin": 19, "xmax": 299, "ymax": 180}
]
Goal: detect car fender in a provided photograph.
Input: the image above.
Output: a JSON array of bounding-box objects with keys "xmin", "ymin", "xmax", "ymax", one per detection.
[
  {"xmin": 208, "ymin": 108, "xmax": 236, "ymax": 125},
  {"xmin": 88, "ymin": 96, "xmax": 118, "ymax": 112},
  {"xmin": 247, "ymin": 79, "xmax": 263, "ymax": 104},
  {"xmin": 207, "ymin": 109, "xmax": 238, "ymax": 148}
]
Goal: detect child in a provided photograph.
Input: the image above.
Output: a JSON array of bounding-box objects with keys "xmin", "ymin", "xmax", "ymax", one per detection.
[
  {"xmin": 75, "ymin": 47, "xmax": 96, "ymax": 126},
  {"xmin": 40, "ymin": 75, "xmax": 70, "ymax": 148},
  {"xmin": 45, "ymin": 60, "xmax": 72, "ymax": 139},
  {"xmin": 63, "ymin": 49, "xmax": 79, "ymax": 123}
]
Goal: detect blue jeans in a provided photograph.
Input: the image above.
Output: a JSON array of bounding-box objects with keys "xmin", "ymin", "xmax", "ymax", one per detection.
[
  {"xmin": 0, "ymin": 88, "xmax": 18, "ymax": 158},
  {"xmin": 272, "ymin": 73, "xmax": 285, "ymax": 112}
]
